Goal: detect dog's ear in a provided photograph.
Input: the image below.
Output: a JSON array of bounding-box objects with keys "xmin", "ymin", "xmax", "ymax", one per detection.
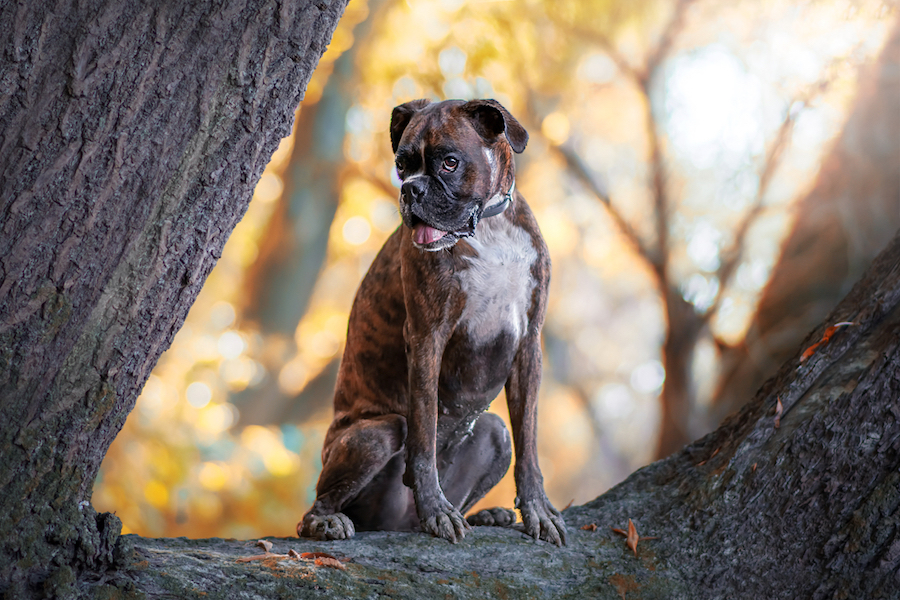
[
  {"xmin": 462, "ymin": 99, "xmax": 528, "ymax": 154},
  {"xmin": 390, "ymin": 99, "xmax": 431, "ymax": 153}
]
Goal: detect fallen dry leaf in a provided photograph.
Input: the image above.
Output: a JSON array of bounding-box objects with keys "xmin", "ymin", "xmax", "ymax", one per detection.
[
  {"xmin": 314, "ymin": 557, "xmax": 346, "ymax": 570},
  {"xmin": 612, "ymin": 519, "xmax": 658, "ymax": 557},
  {"xmin": 774, "ymin": 397, "xmax": 783, "ymax": 429},
  {"xmin": 255, "ymin": 540, "xmax": 273, "ymax": 552},
  {"xmin": 800, "ymin": 322, "xmax": 856, "ymax": 363},
  {"xmin": 236, "ymin": 553, "xmax": 276, "ymax": 563},
  {"xmin": 237, "ymin": 549, "xmax": 348, "ymax": 570},
  {"xmin": 626, "ymin": 519, "xmax": 639, "ymax": 556},
  {"xmin": 752, "ymin": 463, "xmax": 757, "ymax": 472},
  {"xmin": 300, "ymin": 551, "xmax": 339, "ymax": 560},
  {"xmin": 581, "ymin": 523, "xmax": 598, "ymax": 531},
  {"xmin": 564, "ymin": 498, "xmax": 575, "ymax": 510}
]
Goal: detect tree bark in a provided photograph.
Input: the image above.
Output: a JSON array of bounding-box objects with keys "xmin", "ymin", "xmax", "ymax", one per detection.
[
  {"xmin": 81, "ymin": 229, "xmax": 900, "ymax": 599},
  {"xmin": 0, "ymin": 0, "xmax": 347, "ymax": 596}
]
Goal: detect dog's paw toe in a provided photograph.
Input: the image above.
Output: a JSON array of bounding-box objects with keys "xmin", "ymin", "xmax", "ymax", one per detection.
[
  {"xmin": 297, "ymin": 512, "xmax": 355, "ymax": 541},
  {"xmin": 519, "ymin": 498, "xmax": 567, "ymax": 546},
  {"xmin": 466, "ymin": 507, "xmax": 517, "ymax": 528},
  {"xmin": 422, "ymin": 503, "xmax": 469, "ymax": 543}
]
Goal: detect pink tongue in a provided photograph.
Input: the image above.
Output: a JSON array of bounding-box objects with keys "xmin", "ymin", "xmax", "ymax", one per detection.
[{"xmin": 413, "ymin": 224, "xmax": 447, "ymax": 245}]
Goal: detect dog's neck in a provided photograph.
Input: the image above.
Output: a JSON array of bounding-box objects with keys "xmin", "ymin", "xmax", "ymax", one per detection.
[{"xmin": 481, "ymin": 179, "xmax": 515, "ymax": 219}]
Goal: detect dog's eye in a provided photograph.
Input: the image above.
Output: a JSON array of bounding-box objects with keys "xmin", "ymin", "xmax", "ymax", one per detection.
[{"xmin": 441, "ymin": 157, "xmax": 459, "ymax": 172}]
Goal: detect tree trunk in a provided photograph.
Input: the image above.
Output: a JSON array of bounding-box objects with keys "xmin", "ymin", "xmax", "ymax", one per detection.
[
  {"xmin": 655, "ymin": 290, "xmax": 704, "ymax": 458},
  {"xmin": 86, "ymin": 230, "xmax": 900, "ymax": 598},
  {"xmin": 0, "ymin": 0, "xmax": 347, "ymax": 597}
]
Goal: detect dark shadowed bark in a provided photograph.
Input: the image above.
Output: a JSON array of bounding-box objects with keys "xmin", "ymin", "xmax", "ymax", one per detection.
[
  {"xmin": 0, "ymin": 0, "xmax": 347, "ymax": 596},
  {"xmin": 93, "ymin": 230, "xmax": 900, "ymax": 599}
]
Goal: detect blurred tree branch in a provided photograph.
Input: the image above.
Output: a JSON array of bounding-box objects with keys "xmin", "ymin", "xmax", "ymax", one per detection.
[
  {"xmin": 535, "ymin": 1, "xmax": 896, "ymax": 459},
  {"xmin": 711, "ymin": 17, "xmax": 900, "ymax": 423},
  {"xmin": 236, "ymin": 0, "xmax": 391, "ymax": 427}
]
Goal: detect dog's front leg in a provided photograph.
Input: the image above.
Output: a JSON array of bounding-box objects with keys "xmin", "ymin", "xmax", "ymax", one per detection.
[
  {"xmin": 404, "ymin": 325, "xmax": 469, "ymax": 543},
  {"xmin": 400, "ymin": 246, "xmax": 469, "ymax": 543},
  {"xmin": 507, "ymin": 332, "xmax": 567, "ymax": 546}
]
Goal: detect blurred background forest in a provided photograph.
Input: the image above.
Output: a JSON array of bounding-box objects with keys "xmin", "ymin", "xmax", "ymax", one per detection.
[{"xmin": 94, "ymin": 0, "xmax": 899, "ymax": 539}]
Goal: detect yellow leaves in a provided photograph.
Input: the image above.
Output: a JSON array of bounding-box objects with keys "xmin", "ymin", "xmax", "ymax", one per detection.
[
  {"xmin": 278, "ymin": 358, "xmax": 310, "ymax": 396},
  {"xmin": 537, "ymin": 205, "xmax": 580, "ymax": 257},
  {"xmin": 198, "ymin": 462, "xmax": 228, "ymax": 492},
  {"xmin": 143, "ymin": 481, "xmax": 169, "ymax": 508}
]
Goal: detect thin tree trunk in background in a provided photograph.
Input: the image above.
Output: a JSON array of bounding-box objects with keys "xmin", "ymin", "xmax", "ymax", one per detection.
[
  {"xmin": 710, "ymin": 17, "xmax": 900, "ymax": 423},
  {"xmin": 238, "ymin": 0, "xmax": 388, "ymax": 427},
  {"xmin": 655, "ymin": 292, "xmax": 704, "ymax": 458},
  {"xmin": 0, "ymin": 1, "xmax": 346, "ymax": 596},
  {"xmin": 241, "ymin": 61, "xmax": 348, "ymax": 335}
]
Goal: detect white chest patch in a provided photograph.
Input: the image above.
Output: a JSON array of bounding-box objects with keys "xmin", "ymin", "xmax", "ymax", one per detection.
[{"xmin": 456, "ymin": 216, "xmax": 537, "ymax": 346}]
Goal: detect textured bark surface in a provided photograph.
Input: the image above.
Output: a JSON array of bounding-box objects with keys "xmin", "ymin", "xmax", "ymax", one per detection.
[
  {"xmin": 0, "ymin": 0, "xmax": 347, "ymax": 596},
  {"xmin": 81, "ymin": 230, "xmax": 900, "ymax": 599}
]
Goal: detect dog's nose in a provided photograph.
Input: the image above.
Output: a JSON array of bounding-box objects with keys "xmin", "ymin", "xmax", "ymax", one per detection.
[{"xmin": 401, "ymin": 179, "xmax": 426, "ymax": 206}]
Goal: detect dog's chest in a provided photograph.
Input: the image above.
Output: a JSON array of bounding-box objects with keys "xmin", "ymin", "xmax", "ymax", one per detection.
[{"xmin": 455, "ymin": 219, "xmax": 537, "ymax": 346}]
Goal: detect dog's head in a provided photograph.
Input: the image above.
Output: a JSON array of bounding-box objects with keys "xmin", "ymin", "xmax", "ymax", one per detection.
[{"xmin": 390, "ymin": 98, "xmax": 528, "ymax": 251}]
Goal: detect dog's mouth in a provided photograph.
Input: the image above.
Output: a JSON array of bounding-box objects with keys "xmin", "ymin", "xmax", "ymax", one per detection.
[
  {"xmin": 412, "ymin": 222, "xmax": 449, "ymax": 246},
  {"xmin": 405, "ymin": 208, "xmax": 478, "ymax": 251}
]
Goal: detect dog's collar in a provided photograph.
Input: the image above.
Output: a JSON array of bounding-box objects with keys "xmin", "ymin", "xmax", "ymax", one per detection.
[{"xmin": 481, "ymin": 179, "xmax": 515, "ymax": 219}]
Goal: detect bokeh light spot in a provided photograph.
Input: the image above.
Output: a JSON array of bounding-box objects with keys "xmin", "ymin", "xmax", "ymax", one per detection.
[
  {"xmin": 342, "ymin": 216, "xmax": 371, "ymax": 245},
  {"xmin": 217, "ymin": 331, "xmax": 245, "ymax": 360},
  {"xmin": 198, "ymin": 462, "xmax": 228, "ymax": 492},
  {"xmin": 186, "ymin": 382, "xmax": 212, "ymax": 409},
  {"xmin": 541, "ymin": 112, "xmax": 571, "ymax": 146}
]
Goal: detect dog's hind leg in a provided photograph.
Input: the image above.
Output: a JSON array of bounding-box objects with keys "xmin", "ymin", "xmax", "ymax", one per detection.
[
  {"xmin": 298, "ymin": 414, "xmax": 410, "ymax": 540},
  {"xmin": 435, "ymin": 412, "xmax": 516, "ymax": 527}
]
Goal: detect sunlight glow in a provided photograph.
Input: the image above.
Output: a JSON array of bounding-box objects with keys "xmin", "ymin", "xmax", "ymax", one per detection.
[
  {"xmin": 630, "ymin": 360, "xmax": 665, "ymax": 394},
  {"xmin": 665, "ymin": 45, "xmax": 765, "ymax": 170}
]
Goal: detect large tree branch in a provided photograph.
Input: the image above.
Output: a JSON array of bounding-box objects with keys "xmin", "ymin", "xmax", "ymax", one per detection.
[{"xmin": 100, "ymin": 230, "xmax": 900, "ymax": 599}]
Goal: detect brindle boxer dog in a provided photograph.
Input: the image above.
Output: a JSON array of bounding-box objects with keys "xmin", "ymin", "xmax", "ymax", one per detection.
[{"xmin": 297, "ymin": 98, "xmax": 566, "ymax": 546}]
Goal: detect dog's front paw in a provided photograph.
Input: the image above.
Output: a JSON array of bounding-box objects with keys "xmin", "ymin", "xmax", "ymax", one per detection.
[
  {"xmin": 297, "ymin": 512, "xmax": 355, "ymax": 541},
  {"xmin": 518, "ymin": 497, "xmax": 567, "ymax": 546},
  {"xmin": 467, "ymin": 507, "xmax": 517, "ymax": 527},
  {"xmin": 420, "ymin": 499, "xmax": 470, "ymax": 544}
]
